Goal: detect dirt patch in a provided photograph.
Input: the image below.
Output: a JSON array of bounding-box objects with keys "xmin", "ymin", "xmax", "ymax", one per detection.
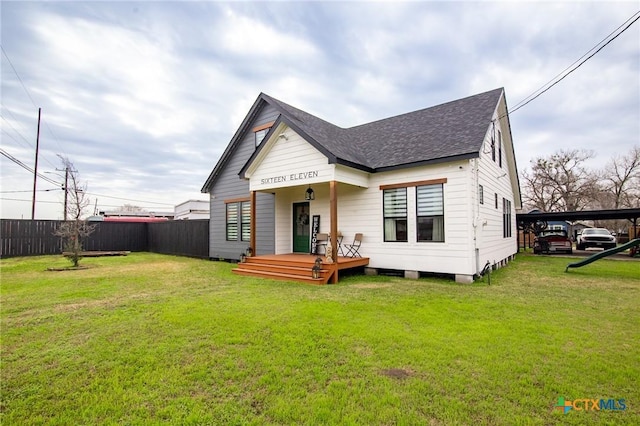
[
  {"xmin": 381, "ymin": 368, "xmax": 413, "ymax": 379},
  {"xmin": 46, "ymin": 266, "xmax": 91, "ymax": 271}
]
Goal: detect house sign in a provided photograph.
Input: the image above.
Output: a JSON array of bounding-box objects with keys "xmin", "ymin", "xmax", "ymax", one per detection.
[{"xmin": 260, "ymin": 170, "xmax": 319, "ymax": 186}]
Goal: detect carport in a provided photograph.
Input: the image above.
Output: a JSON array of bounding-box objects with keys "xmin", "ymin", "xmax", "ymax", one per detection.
[{"xmin": 516, "ymin": 208, "xmax": 640, "ymax": 252}]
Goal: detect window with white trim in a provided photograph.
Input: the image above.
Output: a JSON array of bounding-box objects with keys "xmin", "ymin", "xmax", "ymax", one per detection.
[
  {"xmin": 383, "ymin": 188, "xmax": 407, "ymax": 242},
  {"xmin": 417, "ymin": 184, "xmax": 444, "ymax": 242},
  {"xmin": 503, "ymin": 198, "xmax": 512, "ymax": 238},
  {"xmin": 479, "ymin": 185, "xmax": 484, "ymax": 205},
  {"xmin": 498, "ymin": 130, "xmax": 503, "ymax": 167}
]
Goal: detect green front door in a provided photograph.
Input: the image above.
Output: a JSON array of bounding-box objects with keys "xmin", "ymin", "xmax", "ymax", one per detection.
[{"xmin": 293, "ymin": 202, "xmax": 310, "ymax": 253}]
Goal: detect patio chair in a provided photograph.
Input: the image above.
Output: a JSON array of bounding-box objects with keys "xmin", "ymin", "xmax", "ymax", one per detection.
[
  {"xmin": 343, "ymin": 233, "xmax": 363, "ymax": 258},
  {"xmin": 315, "ymin": 233, "xmax": 328, "ymax": 255},
  {"xmin": 336, "ymin": 232, "xmax": 345, "ymax": 256}
]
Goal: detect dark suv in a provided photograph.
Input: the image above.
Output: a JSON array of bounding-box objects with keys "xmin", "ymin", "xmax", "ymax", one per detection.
[{"xmin": 576, "ymin": 228, "xmax": 617, "ymax": 250}]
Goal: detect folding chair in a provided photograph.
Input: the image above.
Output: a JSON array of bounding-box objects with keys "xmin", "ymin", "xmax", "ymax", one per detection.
[
  {"xmin": 343, "ymin": 233, "xmax": 363, "ymax": 258},
  {"xmin": 336, "ymin": 232, "xmax": 345, "ymax": 256},
  {"xmin": 315, "ymin": 233, "xmax": 328, "ymax": 255}
]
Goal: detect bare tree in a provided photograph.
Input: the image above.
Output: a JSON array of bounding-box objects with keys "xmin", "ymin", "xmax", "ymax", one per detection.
[
  {"xmin": 54, "ymin": 157, "xmax": 95, "ymax": 267},
  {"xmin": 599, "ymin": 146, "xmax": 640, "ymax": 209},
  {"xmin": 521, "ymin": 149, "xmax": 599, "ymax": 212}
]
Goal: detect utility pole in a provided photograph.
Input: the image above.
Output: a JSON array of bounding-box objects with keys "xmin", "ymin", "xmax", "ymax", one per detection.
[
  {"xmin": 55, "ymin": 165, "xmax": 70, "ymax": 220},
  {"xmin": 31, "ymin": 107, "xmax": 42, "ymax": 220}
]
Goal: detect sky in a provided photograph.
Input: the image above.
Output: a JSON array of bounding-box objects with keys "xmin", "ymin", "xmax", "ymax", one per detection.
[{"xmin": 1, "ymin": 1, "xmax": 639, "ymax": 220}]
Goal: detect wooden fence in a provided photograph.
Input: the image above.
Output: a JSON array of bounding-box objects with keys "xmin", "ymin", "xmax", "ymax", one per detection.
[
  {"xmin": 148, "ymin": 220, "xmax": 209, "ymax": 258},
  {"xmin": 0, "ymin": 219, "xmax": 209, "ymax": 259}
]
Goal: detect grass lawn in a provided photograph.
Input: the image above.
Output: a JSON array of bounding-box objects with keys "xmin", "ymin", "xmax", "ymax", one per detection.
[{"xmin": 1, "ymin": 253, "xmax": 638, "ymax": 425}]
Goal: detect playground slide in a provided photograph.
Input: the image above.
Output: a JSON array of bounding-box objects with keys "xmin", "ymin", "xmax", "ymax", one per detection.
[{"xmin": 565, "ymin": 239, "xmax": 640, "ymax": 272}]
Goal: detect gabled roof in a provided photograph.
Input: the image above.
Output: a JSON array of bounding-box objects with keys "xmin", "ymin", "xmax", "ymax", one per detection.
[{"xmin": 203, "ymin": 88, "xmax": 506, "ymax": 192}]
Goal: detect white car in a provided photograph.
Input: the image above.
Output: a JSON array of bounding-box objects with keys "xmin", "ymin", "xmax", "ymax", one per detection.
[{"xmin": 576, "ymin": 228, "xmax": 617, "ymax": 250}]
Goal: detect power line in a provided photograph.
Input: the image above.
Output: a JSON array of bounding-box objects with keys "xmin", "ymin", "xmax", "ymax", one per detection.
[
  {"xmin": 1, "ymin": 45, "xmax": 38, "ymax": 108},
  {"xmin": 0, "ymin": 148, "xmax": 62, "ymax": 186},
  {"xmin": 0, "ymin": 197, "xmax": 62, "ymax": 204},
  {"xmin": 83, "ymin": 191, "xmax": 174, "ymax": 206},
  {"xmin": 1, "ymin": 45, "xmax": 68, "ymax": 159},
  {"xmin": 501, "ymin": 10, "xmax": 640, "ymax": 119},
  {"xmin": 1, "ymin": 114, "xmax": 59, "ymax": 170},
  {"xmin": 1, "ymin": 189, "xmax": 62, "ymax": 193}
]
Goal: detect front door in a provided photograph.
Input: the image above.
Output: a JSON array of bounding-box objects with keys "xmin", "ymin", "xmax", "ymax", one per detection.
[{"xmin": 293, "ymin": 202, "xmax": 310, "ymax": 253}]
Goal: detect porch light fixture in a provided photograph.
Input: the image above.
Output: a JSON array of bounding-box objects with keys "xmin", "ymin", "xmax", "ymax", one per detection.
[{"xmin": 305, "ymin": 185, "xmax": 315, "ymax": 201}]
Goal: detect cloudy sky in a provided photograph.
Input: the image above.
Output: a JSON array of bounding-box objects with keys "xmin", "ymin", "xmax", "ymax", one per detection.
[{"xmin": 1, "ymin": 1, "xmax": 638, "ymax": 219}]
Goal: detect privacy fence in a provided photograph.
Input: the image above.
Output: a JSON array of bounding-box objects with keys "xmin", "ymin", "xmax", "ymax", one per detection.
[{"xmin": 0, "ymin": 219, "xmax": 209, "ymax": 259}]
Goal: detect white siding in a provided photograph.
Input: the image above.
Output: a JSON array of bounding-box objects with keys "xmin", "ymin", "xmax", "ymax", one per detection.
[
  {"xmin": 474, "ymin": 97, "xmax": 518, "ymax": 271},
  {"xmin": 248, "ymin": 128, "xmax": 333, "ymax": 192}
]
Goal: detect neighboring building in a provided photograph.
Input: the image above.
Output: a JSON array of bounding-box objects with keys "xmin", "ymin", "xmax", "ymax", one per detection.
[
  {"xmin": 201, "ymin": 88, "xmax": 522, "ymax": 283},
  {"xmin": 174, "ymin": 199, "xmax": 210, "ymax": 220}
]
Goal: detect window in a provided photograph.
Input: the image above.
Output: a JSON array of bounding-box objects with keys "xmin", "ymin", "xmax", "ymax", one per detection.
[
  {"xmin": 498, "ymin": 130, "xmax": 503, "ymax": 167},
  {"xmin": 252, "ymin": 122, "xmax": 274, "ymax": 147},
  {"xmin": 495, "ymin": 193, "xmax": 498, "ymax": 209},
  {"xmin": 417, "ymin": 184, "xmax": 444, "ymax": 242},
  {"xmin": 383, "ymin": 188, "xmax": 407, "ymax": 242},
  {"xmin": 255, "ymin": 128, "xmax": 269, "ymax": 146},
  {"xmin": 503, "ymin": 198, "xmax": 512, "ymax": 238},
  {"xmin": 491, "ymin": 136, "xmax": 496, "ymax": 162},
  {"xmin": 226, "ymin": 203, "xmax": 238, "ymax": 241},
  {"xmin": 241, "ymin": 201, "xmax": 251, "ymax": 241},
  {"xmin": 226, "ymin": 200, "xmax": 251, "ymax": 241},
  {"xmin": 479, "ymin": 185, "xmax": 484, "ymax": 205}
]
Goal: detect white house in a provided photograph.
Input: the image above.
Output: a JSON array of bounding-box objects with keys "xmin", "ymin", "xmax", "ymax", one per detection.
[
  {"xmin": 202, "ymin": 88, "xmax": 521, "ymax": 283},
  {"xmin": 174, "ymin": 199, "xmax": 210, "ymax": 220}
]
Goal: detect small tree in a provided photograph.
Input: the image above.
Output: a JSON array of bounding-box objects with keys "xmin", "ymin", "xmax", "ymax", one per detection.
[{"xmin": 54, "ymin": 157, "xmax": 95, "ymax": 267}]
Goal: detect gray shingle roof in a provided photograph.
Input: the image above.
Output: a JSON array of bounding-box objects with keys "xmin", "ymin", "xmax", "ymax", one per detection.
[{"xmin": 261, "ymin": 88, "xmax": 504, "ymax": 172}]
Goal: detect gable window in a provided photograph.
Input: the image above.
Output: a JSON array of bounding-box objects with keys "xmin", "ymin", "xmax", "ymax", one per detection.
[
  {"xmin": 383, "ymin": 188, "xmax": 407, "ymax": 242},
  {"xmin": 498, "ymin": 130, "xmax": 503, "ymax": 167},
  {"xmin": 491, "ymin": 136, "xmax": 496, "ymax": 162},
  {"xmin": 495, "ymin": 193, "xmax": 498, "ymax": 209},
  {"xmin": 255, "ymin": 129, "xmax": 269, "ymax": 146},
  {"xmin": 417, "ymin": 184, "xmax": 444, "ymax": 242},
  {"xmin": 252, "ymin": 122, "xmax": 275, "ymax": 147},
  {"xmin": 226, "ymin": 199, "xmax": 251, "ymax": 241},
  {"xmin": 503, "ymin": 198, "xmax": 512, "ymax": 238},
  {"xmin": 479, "ymin": 185, "xmax": 484, "ymax": 205}
]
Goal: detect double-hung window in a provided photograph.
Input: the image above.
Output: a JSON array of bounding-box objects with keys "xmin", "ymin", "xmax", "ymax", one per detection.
[
  {"xmin": 226, "ymin": 200, "xmax": 251, "ymax": 241},
  {"xmin": 417, "ymin": 184, "xmax": 444, "ymax": 242},
  {"xmin": 503, "ymin": 198, "xmax": 512, "ymax": 238},
  {"xmin": 498, "ymin": 130, "xmax": 503, "ymax": 167},
  {"xmin": 383, "ymin": 188, "xmax": 407, "ymax": 242}
]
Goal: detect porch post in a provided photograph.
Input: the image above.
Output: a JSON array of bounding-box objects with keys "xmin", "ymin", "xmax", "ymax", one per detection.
[
  {"xmin": 250, "ymin": 190, "xmax": 256, "ymax": 256},
  {"xmin": 330, "ymin": 180, "xmax": 338, "ymax": 284}
]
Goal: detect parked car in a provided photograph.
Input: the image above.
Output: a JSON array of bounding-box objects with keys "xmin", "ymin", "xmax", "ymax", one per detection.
[
  {"xmin": 533, "ymin": 229, "xmax": 573, "ymax": 254},
  {"xmin": 576, "ymin": 228, "xmax": 617, "ymax": 250}
]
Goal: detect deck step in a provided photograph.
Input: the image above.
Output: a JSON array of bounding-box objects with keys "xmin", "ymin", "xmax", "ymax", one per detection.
[
  {"xmin": 232, "ymin": 268, "xmax": 327, "ymax": 284},
  {"xmin": 236, "ymin": 262, "xmax": 330, "ymax": 278}
]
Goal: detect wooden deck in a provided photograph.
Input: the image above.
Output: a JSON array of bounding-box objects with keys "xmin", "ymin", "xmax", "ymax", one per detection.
[{"xmin": 232, "ymin": 254, "xmax": 369, "ymax": 284}]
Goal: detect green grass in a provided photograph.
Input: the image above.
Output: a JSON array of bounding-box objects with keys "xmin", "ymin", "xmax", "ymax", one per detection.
[{"xmin": 1, "ymin": 252, "xmax": 638, "ymax": 425}]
